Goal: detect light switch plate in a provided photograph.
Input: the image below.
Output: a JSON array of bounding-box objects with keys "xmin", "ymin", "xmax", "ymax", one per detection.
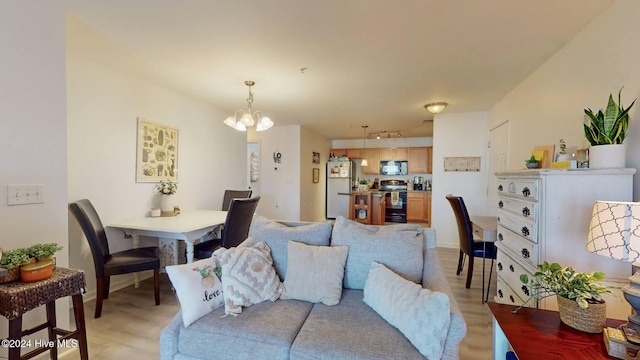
[{"xmin": 7, "ymin": 184, "xmax": 45, "ymax": 205}]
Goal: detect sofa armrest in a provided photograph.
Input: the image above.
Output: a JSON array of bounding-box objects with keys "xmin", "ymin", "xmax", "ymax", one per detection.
[
  {"xmin": 159, "ymin": 311, "xmax": 183, "ymax": 360},
  {"xmin": 422, "ymin": 247, "xmax": 467, "ymax": 360}
]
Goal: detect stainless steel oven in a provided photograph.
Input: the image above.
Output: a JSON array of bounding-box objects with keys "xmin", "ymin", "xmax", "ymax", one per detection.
[{"xmin": 379, "ymin": 180, "xmax": 408, "ymax": 223}]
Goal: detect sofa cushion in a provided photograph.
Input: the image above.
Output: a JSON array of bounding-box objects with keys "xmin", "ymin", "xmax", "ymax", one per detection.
[
  {"xmin": 213, "ymin": 241, "xmax": 282, "ymax": 316},
  {"xmin": 178, "ymin": 298, "xmax": 314, "ymax": 360},
  {"xmin": 331, "ymin": 216, "xmax": 424, "ymax": 289},
  {"xmin": 245, "ymin": 215, "xmax": 333, "ymax": 280},
  {"xmin": 290, "ymin": 289, "xmax": 424, "ymax": 360},
  {"xmin": 281, "ymin": 241, "xmax": 349, "ymax": 306},
  {"xmin": 364, "ymin": 262, "xmax": 451, "ymax": 359},
  {"xmin": 165, "ymin": 258, "xmax": 224, "ymax": 327}
]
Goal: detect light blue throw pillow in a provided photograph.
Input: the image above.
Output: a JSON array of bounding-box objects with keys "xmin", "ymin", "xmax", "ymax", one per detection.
[{"xmin": 364, "ymin": 262, "xmax": 451, "ymax": 359}]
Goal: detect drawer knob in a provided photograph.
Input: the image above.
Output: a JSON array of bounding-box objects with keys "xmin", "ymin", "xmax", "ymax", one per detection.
[
  {"xmin": 498, "ymin": 201, "xmax": 504, "ymax": 208},
  {"xmin": 521, "ymin": 248, "xmax": 530, "ymax": 259},
  {"xmin": 498, "ymin": 289, "xmax": 503, "ymax": 298},
  {"xmin": 508, "ymin": 183, "xmax": 516, "ymax": 193},
  {"xmin": 522, "ymin": 187, "xmax": 531, "ymax": 197},
  {"xmin": 521, "ymin": 226, "xmax": 530, "ymax": 237},
  {"xmin": 509, "ymin": 295, "xmax": 515, "ymax": 303},
  {"xmin": 521, "ymin": 285, "xmax": 530, "ymax": 297},
  {"xmin": 498, "ymin": 233, "xmax": 504, "ymax": 241},
  {"xmin": 498, "ymin": 185, "xmax": 503, "ymax": 192},
  {"xmin": 522, "ymin": 207, "xmax": 530, "ymax": 217},
  {"xmin": 509, "ymin": 265, "xmax": 514, "ymax": 272},
  {"xmin": 497, "ymin": 216, "xmax": 501, "ymax": 223},
  {"xmin": 497, "ymin": 262, "xmax": 503, "ymax": 271}
]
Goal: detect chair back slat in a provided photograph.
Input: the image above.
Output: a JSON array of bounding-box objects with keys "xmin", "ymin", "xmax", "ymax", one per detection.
[
  {"xmin": 221, "ymin": 196, "xmax": 260, "ymax": 248},
  {"xmin": 222, "ymin": 190, "xmax": 253, "ymax": 211}
]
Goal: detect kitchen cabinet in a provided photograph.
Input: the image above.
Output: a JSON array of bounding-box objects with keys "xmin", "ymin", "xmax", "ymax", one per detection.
[
  {"xmin": 349, "ymin": 192, "xmax": 372, "ymax": 224},
  {"xmin": 379, "ymin": 148, "xmax": 407, "ymax": 161},
  {"xmin": 494, "ymin": 169, "xmax": 634, "ymax": 320},
  {"xmin": 408, "ymin": 147, "xmax": 432, "ymax": 174},
  {"xmin": 371, "ymin": 193, "xmax": 386, "ymax": 225},
  {"xmin": 330, "ymin": 149, "xmax": 346, "ymax": 157},
  {"xmin": 407, "ymin": 192, "xmax": 426, "ymax": 222},
  {"xmin": 361, "ymin": 149, "xmax": 380, "ymax": 174},
  {"xmin": 346, "ymin": 148, "xmax": 363, "ymax": 159}
]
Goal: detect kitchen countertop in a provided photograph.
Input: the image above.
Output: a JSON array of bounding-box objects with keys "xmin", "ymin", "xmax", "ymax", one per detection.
[{"xmin": 351, "ymin": 190, "xmax": 386, "ymax": 197}]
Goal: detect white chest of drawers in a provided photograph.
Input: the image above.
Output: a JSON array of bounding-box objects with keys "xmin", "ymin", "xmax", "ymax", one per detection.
[{"xmin": 494, "ymin": 168, "xmax": 635, "ymax": 320}]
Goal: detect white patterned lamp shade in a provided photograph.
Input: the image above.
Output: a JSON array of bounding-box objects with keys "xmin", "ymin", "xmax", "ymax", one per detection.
[{"xmin": 586, "ymin": 200, "xmax": 640, "ymax": 328}]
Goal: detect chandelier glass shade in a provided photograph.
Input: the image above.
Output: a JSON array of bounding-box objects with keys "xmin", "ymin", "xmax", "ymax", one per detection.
[
  {"xmin": 424, "ymin": 102, "xmax": 448, "ymax": 114},
  {"xmin": 224, "ymin": 81, "xmax": 274, "ymax": 132}
]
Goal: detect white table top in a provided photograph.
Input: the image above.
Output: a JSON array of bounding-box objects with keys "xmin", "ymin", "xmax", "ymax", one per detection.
[{"xmin": 109, "ymin": 210, "xmax": 228, "ymax": 234}]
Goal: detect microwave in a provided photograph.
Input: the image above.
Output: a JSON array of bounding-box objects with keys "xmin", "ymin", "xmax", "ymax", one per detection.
[{"xmin": 379, "ymin": 160, "xmax": 408, "ymax": 175}]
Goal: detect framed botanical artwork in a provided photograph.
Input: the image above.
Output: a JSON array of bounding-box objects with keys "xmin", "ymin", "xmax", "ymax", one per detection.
[
  {"xmin": 312, "ymin": 151, "xmax": 320, "ymax": 164},
  {"xmin": 312, "ymin": 168, "xmax": 319, "ymax": 183},
  {"xmin": 136, "ymin": 118, "xmax": 179, "ymax": 182}
]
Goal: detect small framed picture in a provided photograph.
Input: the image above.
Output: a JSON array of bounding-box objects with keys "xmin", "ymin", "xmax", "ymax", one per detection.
[
  {"xmin": 312, "ymin": 168, "xmax": 320, "ymax": 183},
  {"xmin": 312, "ymin": 151, "xmax": 320, "ymax": 164}
]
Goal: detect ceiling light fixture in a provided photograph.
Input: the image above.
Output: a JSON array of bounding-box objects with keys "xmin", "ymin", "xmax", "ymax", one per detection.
[
  {"xmin": 368, "ymin": 130, "xmax": 402, "ymax": 139},
  {"xmin": 361, "ymin": 125, "xmax": 369, "ymax": 167},
  {"xmin": 223, "ymin": 80, "xmax": 274, "ymax": 132},
  {"xmin": 424, "ymin": 102, "xmax": 448, "ymax": 114}
]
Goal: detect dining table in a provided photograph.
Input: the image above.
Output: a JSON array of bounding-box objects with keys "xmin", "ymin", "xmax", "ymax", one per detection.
[{"xmin": 108, "ymin": 210, "xmax": 228, "ymax": 284}]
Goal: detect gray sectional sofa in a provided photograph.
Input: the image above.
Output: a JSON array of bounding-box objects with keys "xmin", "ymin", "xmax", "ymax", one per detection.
[{"xmin": 160, "ymin": 216, "xmax": 466, "ymax": 360}]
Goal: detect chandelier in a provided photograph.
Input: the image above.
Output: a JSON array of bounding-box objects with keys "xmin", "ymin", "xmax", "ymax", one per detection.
[
  {"xmin": 368, "ymin": 130, "xmax": 402, "ymax": 139},
  {"xmin": 223, "ymin": 81, "xmax": 274, "ymax": 132}
]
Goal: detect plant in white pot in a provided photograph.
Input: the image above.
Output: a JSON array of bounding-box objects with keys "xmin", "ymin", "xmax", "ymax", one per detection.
[
  {"xmin": 584, "ymin": 88, "xmax": 636, "ymax": 168},
  {"xmin": 514, "ymin": 261, "xmax": 611, "ymax": 333}
]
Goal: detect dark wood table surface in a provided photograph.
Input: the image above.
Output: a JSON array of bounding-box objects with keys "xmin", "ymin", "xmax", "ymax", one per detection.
[{"xmin": 489, "ymin": 301, "xmax": 625, "ymax": 360}]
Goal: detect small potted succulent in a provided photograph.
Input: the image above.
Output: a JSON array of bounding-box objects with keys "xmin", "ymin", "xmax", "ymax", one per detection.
[
  {"xmin": 358, "ymin": 179, "xmax": 369, "ymax": 192},
  {"xmin": 515, "ymin": 261, "xmax": 611, "ymax": 333},
  {"xmin": 525, "ymin": 155, "xmax": 539, "ymax": 169},
  {"xmin": 0, "ymin": 248, "xmax": 32, "ymax": 283},
  {"xmin": 28, "ymin": 243, "xmax": 63, "ymax": 261}
]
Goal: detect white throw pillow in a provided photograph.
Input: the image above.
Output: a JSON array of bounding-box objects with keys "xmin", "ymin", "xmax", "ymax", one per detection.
[
  {"xmin": 165, "ymin": 258, "xmax": 224, "ymax": 327},
  {"xmin": 281, "ymin": 241, "xmax": 349, "ymax": 305},
  {"xmin": 363, "ymin": 262, "xmax": 451, "ymax": 360},
  {"xmin": 213, "ymin": 241, "xmax": 283, "ymax": 316}
]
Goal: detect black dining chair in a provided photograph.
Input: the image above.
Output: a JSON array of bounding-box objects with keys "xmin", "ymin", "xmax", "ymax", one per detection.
[
  {"xmin": 69, "ymin": 199, "xmax": 161, "ymax": 318},
  {"xmin": 222, "ymin": 190, "xmax": 253, "ymax": 211},
  {"xmin": 193, "ymin": 196, "xmax": 260, "ymax": 259},
  {"xmin": 446, "ymin": 194, "xmax": 497, "ymax": 303}
]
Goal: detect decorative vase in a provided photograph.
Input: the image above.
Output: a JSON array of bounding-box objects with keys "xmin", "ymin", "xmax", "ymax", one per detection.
[
  {"xmin": 589, "ymin": 144, "xmax": 626, "ymax": 169},
  {"xmin": 556, "ymin": 295, "xmax": 606, "ymax": 333},
  {"xmin": 526, "ymin": 162, "xmax": 539, "ymax": 169},
  {"xmin": 358, "ymin": 184, "xmax": 369, "ymax": 192},
  {"xmin": 160, "ymin": 195, "xmax": 175, "ymax": 216},
  {"xmin": 20, "ymin": 259, "xmax": 54, "ymax": 283}
]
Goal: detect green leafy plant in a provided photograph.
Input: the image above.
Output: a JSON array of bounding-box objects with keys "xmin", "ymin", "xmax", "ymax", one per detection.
[
  {"xmin": 0, "ymin": 248, "xmax": 32, "ymax": 270},
  {"xmin": 514, "ymin": 261, "xmax": 611, "ymax": 313},
  {"xmin": 359, "ymin": 179, "xmax": 368, "ymax": 185},
  {"xmin": 584, "ymin": 88, "xmax": 636, "ymax": 145},
  {"xmin": 27, "ymin": 243, "xmax": 63, "ymax": 258},
  {"xmin": 525, "ymin": 155, "xmax": 538, "ymax": 165}
]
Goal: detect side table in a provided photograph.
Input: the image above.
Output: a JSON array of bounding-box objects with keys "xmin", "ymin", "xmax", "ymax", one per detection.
[
  {"xmin": 0, "ymin": 267, "xmax": 88, "ymax": 360},
  {"xmin": 489, "ymin": 301, "xmax": 624, "ymax": 360}
]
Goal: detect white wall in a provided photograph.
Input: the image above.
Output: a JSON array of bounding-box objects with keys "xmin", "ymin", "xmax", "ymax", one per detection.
[
  {"xmin": 431, "ymin": 112, "xmax": 489, "ymax": 248},
  {"xmin": 490, "ymin": 0, "xmax": 640, "ymax": 200},
  {"xmin": 67, "ymin": 19, "xmax": 247, "ymax": 298},
  {"xmin": 300, "ymin": 127, "xmax": 332, "ymax": 222},
  {"xmin": 0, "ymin": 1, "xmax": 69, "ymax": 351}
]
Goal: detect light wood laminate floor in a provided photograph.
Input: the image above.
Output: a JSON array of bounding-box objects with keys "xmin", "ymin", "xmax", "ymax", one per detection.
[{"xmin": 61, "ymin": 247, "xmax": 495, "ymax": 359}]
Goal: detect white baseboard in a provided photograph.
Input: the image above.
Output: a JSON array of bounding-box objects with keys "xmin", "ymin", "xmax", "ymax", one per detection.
[{"xmin": 80, "ymin": 271, "xmax": 154, "ymax": 303}]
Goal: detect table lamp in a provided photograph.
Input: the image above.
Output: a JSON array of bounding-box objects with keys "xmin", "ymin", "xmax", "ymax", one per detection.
[{"xmin": 586, "ymin": 200, "xmax": 640, "ymax": 329}]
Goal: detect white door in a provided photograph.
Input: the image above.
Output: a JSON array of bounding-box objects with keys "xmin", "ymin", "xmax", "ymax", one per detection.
[{"xmin": 487, "ymin": 121, "xmax": 509, "ymax": 215}]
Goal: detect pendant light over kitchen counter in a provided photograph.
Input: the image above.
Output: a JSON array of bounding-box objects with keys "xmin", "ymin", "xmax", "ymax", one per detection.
[{"xmin": 361, "ymin": 125, "xmax": 369, "ymax": 167}]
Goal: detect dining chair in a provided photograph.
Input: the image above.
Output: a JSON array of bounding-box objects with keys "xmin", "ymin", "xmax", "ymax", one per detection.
[
  {"xmin": 193, "ymin": 196, "xmax": 260, "ymax": 259},
  {"xmin": 222, "ymin": 190, "xmax": 253, "ymax": 211},
  {"xmin": 446, "ymin": 194, "xmax": 497, "ymax": 303},
  {"xmin": 69, "ymin": 199, "xmax": 161, "ymax": 318}
]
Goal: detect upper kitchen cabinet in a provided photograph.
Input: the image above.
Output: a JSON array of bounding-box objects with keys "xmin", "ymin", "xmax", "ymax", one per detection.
[
  {"xmin": 330, "ymin": 149, "xmax": 346, "ymax": 157},
  {"xmin": 408, "ymin": 147, "xmax": 432, "ymax": 174},
  {"xmin": 346, "ymin": 148, "xmax": 363, "ymax": 159},
  {"xmin": 379, "ymin": 148, "xmax": 407, "ymax": 161},
  {"xmin": 361, "ymin": 149, "xmax": 380, "ymax": 174}
]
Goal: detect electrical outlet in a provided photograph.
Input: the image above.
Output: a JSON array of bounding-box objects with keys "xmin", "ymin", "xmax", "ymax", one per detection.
[{"xmin": 7, "ymin": 184, "xmax": 45, "ymax": 205}]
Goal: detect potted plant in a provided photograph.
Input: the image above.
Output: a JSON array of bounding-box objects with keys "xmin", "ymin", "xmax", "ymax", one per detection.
[
  {"xmin": 28, "ymin": 243, "xmax": 63, "ymax": 261},
  {"xmin": 515, "ymin": 261, "xmax": 611, "ymax": 333},
  {"xmin": 584, "ymin": 88, "xmax": 636, "ymax": 168},
  {"xmin": 0, "ymin": 248, "xmax": 32, "ymax": 283},
  {"xmin": 525, "ymin": 155, "xmax": 539, "ymax": 169},
  {"xmin": 358, "ymin": 179, "xmax": 369, "ymax": 191},
  {"xmin": 156, "ymin": 179, "xmax": 178, "ymax": 215}
]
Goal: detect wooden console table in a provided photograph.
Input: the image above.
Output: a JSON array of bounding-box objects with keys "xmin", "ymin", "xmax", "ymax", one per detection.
[
  {"xmin": 489, "ymin": 302, "xmax": 624, "ymax": 359},
  {"xmin": 0, "ymin": 267, "xmax": 88, "ymax": 360}
]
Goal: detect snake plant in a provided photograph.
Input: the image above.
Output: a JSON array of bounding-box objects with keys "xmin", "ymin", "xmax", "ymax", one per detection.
[{"xmin": 584, "ymin": 88, "xmax": 636, "ymax": 145}]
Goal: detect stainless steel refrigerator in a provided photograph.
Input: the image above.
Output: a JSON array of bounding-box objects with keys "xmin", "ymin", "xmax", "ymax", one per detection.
[{"xmin": 326, "ymin": 161, "xmax": 354, "ymax": 219}]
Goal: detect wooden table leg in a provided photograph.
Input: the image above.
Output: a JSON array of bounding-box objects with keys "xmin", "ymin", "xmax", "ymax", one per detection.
[
  {"xmin": 45, "ymin": 301, "xmax": 58, "ymax": 359},
  {"xmin": 72, "ymin": 293, "xmax": 89, "ymax": 360},
  {"xmin": 8, "ymin": 316, "xmax": 23, "ymax": 360}
]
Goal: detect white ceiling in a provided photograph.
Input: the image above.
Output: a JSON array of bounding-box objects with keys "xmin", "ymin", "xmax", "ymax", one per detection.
[{"xmin": 56, "ymin": 0, "xmax": 614, "ymax": 140}]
